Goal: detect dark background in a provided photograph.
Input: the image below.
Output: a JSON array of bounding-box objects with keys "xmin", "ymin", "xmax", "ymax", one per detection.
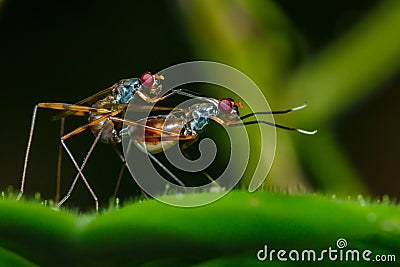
[{"xmin": 1, "ymin": 0, "xmax": 399, "ymax": 210}]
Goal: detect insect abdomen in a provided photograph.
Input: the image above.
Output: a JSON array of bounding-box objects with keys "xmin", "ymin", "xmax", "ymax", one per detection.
[{"xmin": 131, "ymin": 116, "xmax": 186, "ymax": 154}]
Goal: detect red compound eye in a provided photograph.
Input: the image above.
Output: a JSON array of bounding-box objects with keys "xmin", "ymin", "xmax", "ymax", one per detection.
[
  {"xmin": 140, "ymin": 72, "xmax": 154, "ymax": 87},
  {"xmin": 218, "ymin": 98, "xmax": 233, "ymax": 114}
]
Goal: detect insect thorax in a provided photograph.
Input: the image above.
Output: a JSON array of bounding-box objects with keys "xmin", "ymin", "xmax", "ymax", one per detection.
[
  {"xmin": 112, "ymin": 78, "xmax": 142, "ymax": 104},
  {"xmin": 187, "ymin": 102, "xmax": 220, "ymax": 133}
]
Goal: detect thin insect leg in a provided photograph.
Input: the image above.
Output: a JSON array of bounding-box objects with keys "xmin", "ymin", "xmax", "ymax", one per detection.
[
  {"xmin": 136, "ymin": 88, "xmax": 207, "ymax": 103},
  {"xmin": 17, "ymin": 103, "xmax": 113, "ymax": 201},
  {"xmin": 17, "ymin": 105, "xmax": 39, "ymax": 200},
  {"xmin": 239, "ymin": 102, "xmax": 309, "ymax": 120},
  {"xmin": 112, "ymin": 143, "xmax": 125, "ymax": 162},
  {"xmin": 119, "ymin": 134, "xmax": 150, "ymax": 200},
  {"xmin": 110, "ymin": 117, "xmax": 180, "ymax": 136},
  {"xmin": 146, "ymin": 151, "xmax": 186, "ymax": 187},
  {"xmin": 62, "ymin": 110, "xmax": 121, "ymax": 140},
  {"xmin": 111, "ymin": 144, "xmax": 126, "ymax": 201},
  {"xmin": 229, "ymin": 120, "xmax": 317, "ymax": 135},
  {"xmin": 111, "ymin": 145, "xmax": 151, "ymax": 202},
  {"xmin": 55, "ymin": 117, "xmax": 65, "ymax": 203},
  {"xmin": 58, "ymin": 113, "xmax": 122, "ymax": 208},
  {"xmin": 136, "ymin": 143, "xmax": 185, "ymax": 187},
  {"xmin": 180, "ymin": 149, "xmax": 223, "ymax": 191},
  {"xmin": 56, "ymin": 124, "xmax": 105, "ymax": 212},
  {"xmin": 112, "ymin": 163, "xmax": 126, "ymax": 201},
  {"xmin": 38, "ymin": 103, "xmax": 111, "ymax": 114},
  {"xmin": 160, "ymin": 89, "xmax": 206, "ymax": 100}
]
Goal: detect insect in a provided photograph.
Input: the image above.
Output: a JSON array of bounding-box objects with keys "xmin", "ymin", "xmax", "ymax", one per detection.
[
  {"xmin": 17, "ymin": 72, "xmax": 185, "ymax": 211},
  {"xmin": 120, "ymin": 92, "xmax": 317, "ymax": 196},
  {"xmin": 17, "ymin": 72, "xmax": 316, "ymax": 212}
]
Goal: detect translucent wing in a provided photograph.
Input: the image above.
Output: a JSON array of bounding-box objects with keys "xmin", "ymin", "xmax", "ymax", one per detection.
[{"xmin": 52, "ymin": 84, "xmax": 116, "ymax": 120}]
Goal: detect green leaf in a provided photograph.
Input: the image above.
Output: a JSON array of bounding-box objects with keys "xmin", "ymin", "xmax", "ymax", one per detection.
[{"xmin": 1, "ymin": 191, "xmax": 399, "ymax": 266}]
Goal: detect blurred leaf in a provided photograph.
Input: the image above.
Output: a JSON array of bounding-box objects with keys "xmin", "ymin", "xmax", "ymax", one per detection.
[
  {"xmin": 177, "ymin": 0, "xmax": 298, "ymax": 92},
  {"xmin": 175, "ymin": 0, "xmax": 307, "ymax": 189},
  {"xmin": 286, "ymin": 0, "xmax": 400, "ymax": 122},
  {"xmin": 285, "ymin": 0, "xmax": 400, "ymax": 193},
  {"xmin": 175, "ymin": 0, "xmax": 400, "ymax": 194},
  {"xmin": 1, "ymin": 192, "xmax": 399, "ymax": 266}
]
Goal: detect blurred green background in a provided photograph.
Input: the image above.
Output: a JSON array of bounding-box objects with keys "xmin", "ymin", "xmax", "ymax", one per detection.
[{"xmin": 1, "ymin": 0, "xmax": 399, "ymax": 210}]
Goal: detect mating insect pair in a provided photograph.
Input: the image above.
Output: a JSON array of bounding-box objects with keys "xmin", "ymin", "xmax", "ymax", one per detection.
[{"xmin": 17, "ymin": 71, "xmax": 316, "ymax": 212}]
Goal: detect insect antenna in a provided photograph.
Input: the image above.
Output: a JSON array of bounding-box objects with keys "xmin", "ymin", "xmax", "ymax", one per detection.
[
  {"xmin": 239, "ymin": 102, "xmax": 308, "ymax": 120},
  {"xmin": 231, "ymin": 120, "xmax": 317, "ymax": 135},
  {"xmin": 234, "ymin": 102, "xmax": 317, "ymax": 135}
]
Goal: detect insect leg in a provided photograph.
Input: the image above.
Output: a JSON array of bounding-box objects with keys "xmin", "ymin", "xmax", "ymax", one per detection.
[
  {"xmin": 119, "ymin": 134, "xmax": 152, "ymax": 202},
  {"xmin": 55, "ymin": 117, "xmax": 65, "ymax": 203},
  {"xmin": 136, "ymin": 88, "xmax": 206, "ymax": 103},
  {"xmin": 38, "ymin": 103, "xmax": 111, "ymax": 114},
  {"xmin": 17, "ymin": 103, "xmax": 112, "ymax": 200},
  {"xmin": 110, "ymin": 144, "xmax": 151, "ymax": 202},
  {"xmin": 135, "ymin": 142, "xmax": 186, "ymax": 187},
  {"xmin": 17, "ymin": 102, "xmax": 118, "ymax": 205},
  {"xmin": 111, "ymin": 144, "xmax": 126, "ymax": 201},
  {"xmin": 61, "ymin": 110, "xmax": 121, "ymax": 140},
  {"xmin": 110, "ymin": 117, "xmax": 205, "ymax": 190},
  {"xmin": 57, "ymin": 111, "xmax": 124, "ymax": 211},
  {"xmin": 56, "ymin": 123, "xmax": 106, "ymax": 212},
  {"xmin": 180, "ymin": 149, "xmax": 223, "ymax": 192},
  {"xmin": 110, "ymin": 117, "xmax": 180, "ymax": 137},
  {"xmin": 17, "ymin": 105, "xmax": 39, "ymax": 200}
]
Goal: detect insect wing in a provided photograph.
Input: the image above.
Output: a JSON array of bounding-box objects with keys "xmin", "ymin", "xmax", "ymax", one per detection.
[{"xmin": 52, "ymin": 85, "xmax": 115, "ymax": 120}]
